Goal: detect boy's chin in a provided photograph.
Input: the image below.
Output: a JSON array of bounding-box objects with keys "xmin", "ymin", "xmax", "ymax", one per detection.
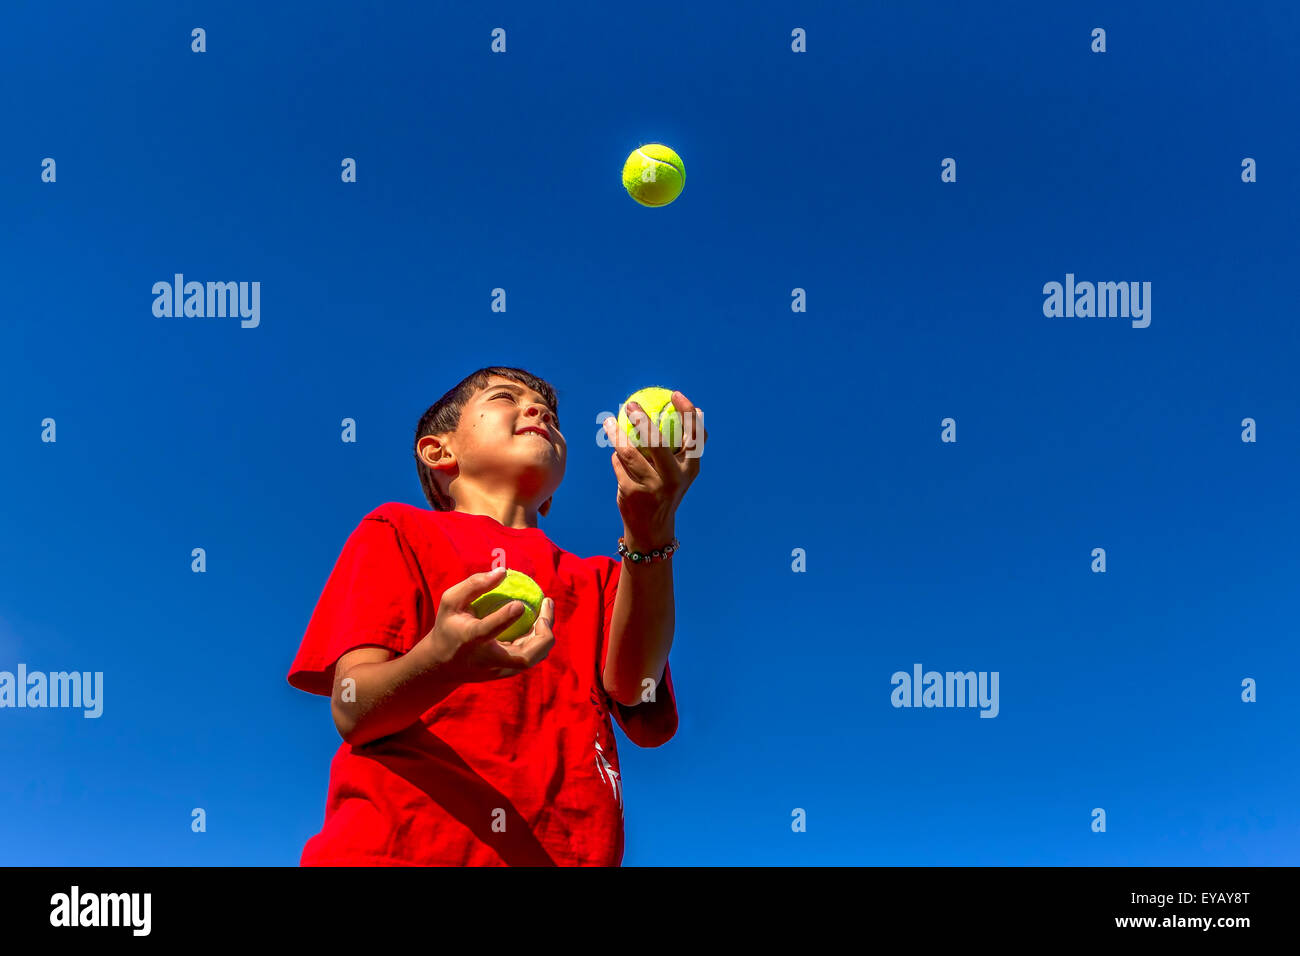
[
  {"xmin": 503, "ymin": 456, "xmax": 563, "ymax": 492},
  {"xmin": 511, "ymin": 441, "xmax": 562, "ymax": 467}
]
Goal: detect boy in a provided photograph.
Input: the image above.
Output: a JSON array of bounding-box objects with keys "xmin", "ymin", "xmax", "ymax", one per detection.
[{"xmin": 286, "ymin": 367, "xmax": 706, "ymax": 865}]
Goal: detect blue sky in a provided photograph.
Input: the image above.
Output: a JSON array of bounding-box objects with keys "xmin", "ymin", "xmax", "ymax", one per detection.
[{"xmin": 1, "ymin": 0, "xmax": 1297, "ymax": 865}]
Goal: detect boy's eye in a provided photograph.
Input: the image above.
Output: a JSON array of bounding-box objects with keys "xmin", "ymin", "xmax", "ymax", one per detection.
[{"xmin": 493, "ymin": 392, "xmax": 558, "ymax": 424}]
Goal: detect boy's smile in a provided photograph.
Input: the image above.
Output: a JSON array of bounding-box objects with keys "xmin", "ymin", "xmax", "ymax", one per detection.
[
  {"xmin": 480, "ymin": 380, "xmax": 563, "ymax": 455},
  {"xmin": 417, "ymin": 375, "xmax": 567, "ymax": 523},
  {"xmin": 515, "ymin": 423, "xmax": 553, "ymax": 441},
  {"xmin": 471, "ymin": 377, "xmax": 565, "ymax": 460}
]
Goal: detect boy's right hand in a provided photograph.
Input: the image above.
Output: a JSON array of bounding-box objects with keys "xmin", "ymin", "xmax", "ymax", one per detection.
[{"xmin": 423, "ymin": 567, "xmax": 556, "ymax": 683}]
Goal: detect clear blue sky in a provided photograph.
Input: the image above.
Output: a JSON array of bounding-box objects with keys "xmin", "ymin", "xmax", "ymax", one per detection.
[{"xmin": 1, "ymin": 0, "xmax": 1297, "ymax": 865}]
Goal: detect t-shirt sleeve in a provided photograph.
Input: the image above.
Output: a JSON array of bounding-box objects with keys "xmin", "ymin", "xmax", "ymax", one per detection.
[
  {"xmin": 598, "ymin": 558, "xmax": 679, "ymax": 748},
  {"xmin": 287, "ymin": 514, "xmax": 430, "ymax": 698}
]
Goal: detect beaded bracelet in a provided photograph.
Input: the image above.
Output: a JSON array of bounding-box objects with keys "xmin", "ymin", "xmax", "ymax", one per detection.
[{"xmin": 617, "ymin": 536, "xmax": 680, "ymax": 564}]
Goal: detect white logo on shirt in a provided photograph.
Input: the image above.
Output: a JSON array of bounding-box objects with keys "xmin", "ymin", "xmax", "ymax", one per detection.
[{"xmin": 594, "ymin": 738, "xmax": 623, "ymax": 818}]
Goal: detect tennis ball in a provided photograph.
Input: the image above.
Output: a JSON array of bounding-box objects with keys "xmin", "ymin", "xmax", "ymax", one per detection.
[
  {"xmin": 622, "ymin": 144, "xmax": 685, "ymax": 207},
  {"xmin": 617, "ymin": 386, "xmax": 682, "ymax": 454},
  {"xmin": 470, "ymin": 569, "xmax": 544, "ymax": 643}
]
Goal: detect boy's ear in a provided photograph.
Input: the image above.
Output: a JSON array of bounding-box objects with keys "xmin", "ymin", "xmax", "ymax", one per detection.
[
  {"xmin": 539, "ymin": 496, "xmax": 552, "ymax": 517},
  {"xmin": 419, "ymin": 435, "xmax": 454, "ymax": 470}
]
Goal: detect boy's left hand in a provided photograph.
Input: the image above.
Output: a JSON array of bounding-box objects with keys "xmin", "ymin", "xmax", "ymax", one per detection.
[{"xmin": 603, "ymin": 390, "xmax": 707, "ymax": 550}]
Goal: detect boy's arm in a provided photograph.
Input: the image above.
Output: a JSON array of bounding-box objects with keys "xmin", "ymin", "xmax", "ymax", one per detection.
[
  {"xmin": 600, "ymin": 391, "xmax": 706, "ymax": 709},
  {"xmin": 602, "ymin": 532, "xmax": 674, "ymax": 708},
  {"xmin": 331, "ymin": 567, "xmax": 557, "ymax": 747},
  {"xmin": 331, "ymin": 642, "xmax": 459, "ymax": 747}
]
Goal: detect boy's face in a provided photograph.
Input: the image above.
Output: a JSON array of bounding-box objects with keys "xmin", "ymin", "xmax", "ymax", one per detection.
[{"xmin": 431, "ymin": 375, "xmax": 566, "ymax": 508}]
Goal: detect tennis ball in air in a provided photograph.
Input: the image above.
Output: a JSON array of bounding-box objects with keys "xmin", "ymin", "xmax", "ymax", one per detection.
[
  {"xmin": 622, "ymin": 144, "xmax": 685, "ymax": 207},
  {"xmin": 470, "ymin": 569, "xmax": 544, "ymax": 643},
  {"xmin": 617, "ymin": 387, "xmax": 682, "ymax": 454}
]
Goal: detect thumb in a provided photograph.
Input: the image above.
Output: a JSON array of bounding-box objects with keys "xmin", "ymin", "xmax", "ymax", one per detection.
[{"xmin": 447, "ymin": 565, "xmax": 509, "ymax": 610}]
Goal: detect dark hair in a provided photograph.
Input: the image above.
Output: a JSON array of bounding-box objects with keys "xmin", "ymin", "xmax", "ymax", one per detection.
[{"xmin": 413, "ymin": 367, "xmax": 561, "ymax": 511}]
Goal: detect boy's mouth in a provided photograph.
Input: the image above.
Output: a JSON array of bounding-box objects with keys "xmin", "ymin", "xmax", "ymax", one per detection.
[{"xmin": 516, "ymin": 426, "xmax": 551, "ymax": 442}]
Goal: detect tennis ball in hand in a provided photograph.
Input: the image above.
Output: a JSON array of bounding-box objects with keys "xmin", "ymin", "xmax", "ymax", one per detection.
[
  {"xmin": 622, "ymin": 144, "xmax": 685, "ymax": 207},
  {"xmin": 617, "ymin": 386, "xmax": 682, "ymax": 454},
  {"xmin": 470, "ymin": 569, "xmax": 544, "ymax": 643}
]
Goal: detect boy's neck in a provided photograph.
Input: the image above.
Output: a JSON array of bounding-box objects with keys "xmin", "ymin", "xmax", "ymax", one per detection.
[{"xmin": 450, "ymin": 489, "xmax": 541, "ymax": 530}]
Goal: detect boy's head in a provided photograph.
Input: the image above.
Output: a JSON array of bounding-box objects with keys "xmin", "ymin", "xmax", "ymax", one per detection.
[{"xmin": 413, "ymin": 367, "xmax": 565, "ymax": 518}]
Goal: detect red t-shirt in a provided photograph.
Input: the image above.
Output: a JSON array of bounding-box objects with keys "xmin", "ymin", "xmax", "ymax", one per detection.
[{"xmin": 287, "ymin": 502, "xmax": 678, "ymax": 866}]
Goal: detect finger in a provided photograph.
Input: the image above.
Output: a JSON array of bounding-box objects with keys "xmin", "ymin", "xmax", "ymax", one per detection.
[
  {"xmin": 606, "ymin": 409, "xmax": 639, "ymax": 451},
  {"xmin": 667, "ymin": 392, "xmax": 695, "ymax": 444},
  {"xmin": 477, "ymin": 589, "xmax": 554, "ymax": 647},
  {"xmin": 443, "ymin": 566, "xmax": 510, "ymax": 610},
  {"xmin": 508, "ymin": 594, "xmax": 554, "ymax": 645},
  {"xmin": 610, "ymin": 408, "xmax": 657, "ymax": 475},
  {"xmin": 680, "ymin": 406, "xmax": 705, "ymax": 458},
  {"xmin": 669, "ymin": 390, "xmax": 696, "ymax": 423},
  {"xmin": 478, "ymin": 638, "xmax": 522, "ymax": 667},
  {"xmin": 512, "ymin": 631, "xmax": 555, "ymax": 669},
  {"xmin": 681, "ymin": 410, "xmax": 706, "ymax": 466},
  {"xmin": 639, "ymin": 402, "xmax": 681, "ymax": 480},
  {"xmin": 646, "ymin": 439, "xmax": 680, "ymax": 482},
  {"xmin": 606, "ymin": 414, "xmax": 648, "ymax": 477},
  {"xmin": 683, "ymin": 445, "xmax": 702, "ymax": 482},
  {"xmin": 611, "ymin": 449, "xmax": 650, "ymax": 495},
  {"xmin": 623, "ymin": 401, "xmax": 648, "ymax": 448},
  {"xmin": 507, "ymin": 599, "xmax": 557, "ymax": 665},
  {"xmin": 610, "ymin": 435, "xmax": 658, "ymax": 486},
  {"xmin": 602, "ymin": 414, "xmax": 624, "ymax": 449},
  {"xmin": 684, "ymin": 408, "xmax": 705, "ymax": 469},
  {"xmin": 495, "ymin": 619, "xmax": 555, "ymax": 667},
  {"xmin": 468, "ymin": 598, "xmax": 528, "ymax": 643},
  {"xmin": 625, "ymin": 400, "xmax": 678, "ymax": 471}
]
